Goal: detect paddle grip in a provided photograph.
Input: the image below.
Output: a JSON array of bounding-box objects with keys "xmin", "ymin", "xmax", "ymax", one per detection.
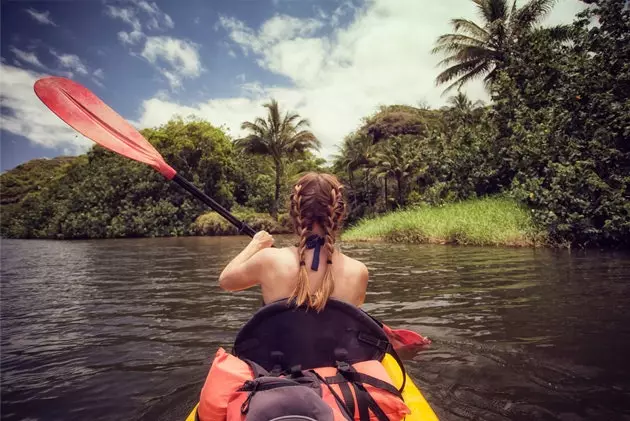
[{"xmin": 172, "ymin": 174, "xmax": 257, "ymax": 238}]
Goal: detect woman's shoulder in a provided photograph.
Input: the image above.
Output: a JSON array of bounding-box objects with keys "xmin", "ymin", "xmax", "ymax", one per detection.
[
  {"xmin": 338, "ymin": 252, "xmax": 369, "ymax": 280},
  {"xmin": 253, "ymin": 246, "xmax": 297, "ymax": 267}
]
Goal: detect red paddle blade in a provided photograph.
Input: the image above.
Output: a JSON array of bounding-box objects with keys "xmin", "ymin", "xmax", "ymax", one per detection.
[
  {"xmin": 33, "ymin": 76, "xmax": 176, "ymax": 179},
  {"xmin": 382, "ymin": 324, "xmax": 431, "ymax": 350}
]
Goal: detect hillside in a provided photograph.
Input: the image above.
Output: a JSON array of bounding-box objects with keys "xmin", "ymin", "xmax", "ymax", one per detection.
[{"xmin": 0, "ymin": 157, "xmax": 78, "ymax": 205}]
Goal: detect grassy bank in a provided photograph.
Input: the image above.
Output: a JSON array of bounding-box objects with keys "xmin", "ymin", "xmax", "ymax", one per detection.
[
  {"xmin": 192, "ymin": 208, "xmax": 293, "ymax": 236},
  {"xmin": 341, "ymin": 197, "xmax": 546, "ymax": 247}
]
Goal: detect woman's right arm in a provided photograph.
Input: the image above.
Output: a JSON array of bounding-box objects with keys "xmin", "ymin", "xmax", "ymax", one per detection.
[{"xmin": 218, "ymin": 231, "xmax": 274, "ymax": 291}]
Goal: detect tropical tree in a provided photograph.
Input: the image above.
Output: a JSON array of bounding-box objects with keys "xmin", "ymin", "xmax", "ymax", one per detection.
[
  {"xmin": 431, "ymin": 0, "xmax": 569, "ymax": 93},
  {"xmin": 372, "ymin": 136, "xmax": 423, "ymax": 207},
  {"xmin": 236, "ymin": 99, "xmax": 320, "ymax": 219},
  {"xmin": 442, "ymin": 91, "xmax": 486, "ymax": 126}
]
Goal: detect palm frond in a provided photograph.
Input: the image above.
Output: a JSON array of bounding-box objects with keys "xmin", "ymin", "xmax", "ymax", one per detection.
[
  {"xmin": 432, "ymin": 34, "xmax": 488, "ymax": 55},
  {"xmin": 441, "ymin": 61, "xmax": 493, "ymax": 95},
  {"xmin": 513, "ymin": 0, "xmax": 557, "ymax": 33},
  {"xmin": 435, "ymin": 58, "xmax": 484, "ymax": 85},
  {"xmin": 473, "ymin": 0, "xmax": 509, "ymax": 23},
  {"xmin": 437, "ymin": 45, "xmax": 498, "ymax": 67},
  {"xmin": 538, "ymin": 24, "xmax": 574, "ymax": 42},
  {"xmin": 451, "ymin": 18, "xmax": 490, "ymax": 39}
]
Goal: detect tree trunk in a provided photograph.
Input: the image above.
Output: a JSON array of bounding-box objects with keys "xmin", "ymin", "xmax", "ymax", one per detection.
[
  {"xmin": 384, "ymin": 177, "xmax": 388, "ymax": 210},
  {"xmin": 364, "ymin": 168, "xmax": 370, "ymax": 207},
  {"xmin": 273, "ymin": 158, "xmax": 282, "ymax": 221},
  {"xmin": 396, "ymin": 175, "xmax": 403, "ymax": 207}
]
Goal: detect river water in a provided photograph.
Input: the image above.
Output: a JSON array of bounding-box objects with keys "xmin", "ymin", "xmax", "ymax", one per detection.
[{"xmin": 1, "ymin": 236, "xmax": 629, "ymax": 421}]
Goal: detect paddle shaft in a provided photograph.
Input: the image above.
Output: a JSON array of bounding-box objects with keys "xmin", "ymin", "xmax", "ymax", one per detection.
[{"xmin": 172, "ymin": 174, "xmax": 257, "ymax": 238}]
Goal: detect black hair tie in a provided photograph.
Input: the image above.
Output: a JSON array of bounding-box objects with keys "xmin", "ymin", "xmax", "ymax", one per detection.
[{"xmin": 305, "ymin": 234, "xmax": 326, "ymax": 271}]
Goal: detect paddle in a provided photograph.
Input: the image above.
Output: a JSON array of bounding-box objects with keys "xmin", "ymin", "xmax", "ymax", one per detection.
[{"xmin": 33, "ymin": 76, "xmax": 430, "ymax": 350}]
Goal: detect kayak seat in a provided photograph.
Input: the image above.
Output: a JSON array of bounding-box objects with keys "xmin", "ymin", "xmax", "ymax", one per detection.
[{"xmin": 233, "ymin": 298, "xmax": 391, "ymax": 372}]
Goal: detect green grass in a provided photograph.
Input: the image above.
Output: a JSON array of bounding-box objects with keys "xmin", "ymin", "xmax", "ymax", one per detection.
[{"xmin": 341, "ymin": 197, "xmax": 547, "ymax": 247}]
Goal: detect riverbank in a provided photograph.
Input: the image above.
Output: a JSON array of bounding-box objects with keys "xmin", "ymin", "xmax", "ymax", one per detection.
[
  {"xmin": 192, "ymin": 209, "xmax": 293, "ymax": 236},
  {"xmin": 341, "ymin": 197, "xmax": 547, "ymax": 247}
]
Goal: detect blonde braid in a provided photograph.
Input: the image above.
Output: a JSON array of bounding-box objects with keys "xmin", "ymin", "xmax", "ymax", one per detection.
[
  {"xmin": 289, "ymin": 184, "xmax": 312, "ymax": 307},
  {"xmin": 312, "ymin": 188, "xmax": 339, "ymax": 311}
]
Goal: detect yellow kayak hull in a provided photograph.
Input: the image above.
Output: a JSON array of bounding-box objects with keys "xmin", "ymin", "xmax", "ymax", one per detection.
[
  {"xmin": 185, "ymin": 352, "xmax": 438, "ymax": 421},
  {"xmin": 381, "ymin": 353, "xmax": 439, "ymax": 421}
]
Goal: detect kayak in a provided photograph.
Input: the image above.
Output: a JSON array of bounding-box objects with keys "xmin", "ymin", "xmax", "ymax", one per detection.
[
  {"xmin": 184, "ymin": 299, "xmax": 439, "ymax": 421},
  {"xmin": 184, "ymin": 351, "xmax": 438, "ymax": 421}
]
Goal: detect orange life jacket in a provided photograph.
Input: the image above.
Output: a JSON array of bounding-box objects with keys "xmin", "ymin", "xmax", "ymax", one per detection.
[{"xmin": 197, "ymin": 347, "xmax": 410, "ymax": 421}]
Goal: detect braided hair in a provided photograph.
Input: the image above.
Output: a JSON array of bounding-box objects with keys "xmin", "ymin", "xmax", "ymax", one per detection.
[{"xmin": 288, "ymin": 173, "xmax": 347, "ymax": 311}]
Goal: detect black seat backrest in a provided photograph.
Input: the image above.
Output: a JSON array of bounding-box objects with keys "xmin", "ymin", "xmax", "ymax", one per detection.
[{"xmin": 233, "ymin": 298, "xmax": 390, "ymax": 371}]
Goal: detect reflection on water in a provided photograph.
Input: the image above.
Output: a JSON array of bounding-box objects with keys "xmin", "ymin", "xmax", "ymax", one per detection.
[{"xmin": 1, "ymin": 237, "xmax": 629, "ymax": 421}]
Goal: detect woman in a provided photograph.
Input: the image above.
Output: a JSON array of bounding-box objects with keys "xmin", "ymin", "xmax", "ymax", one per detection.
[{"xmin": 218, "ymin": 172, "xmax": 368, "ymax": 310}]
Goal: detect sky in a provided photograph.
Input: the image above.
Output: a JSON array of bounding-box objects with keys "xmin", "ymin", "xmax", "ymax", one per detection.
[{"xmin": 0, "ymin": 0, "xmax": 587, "ymax": 172}]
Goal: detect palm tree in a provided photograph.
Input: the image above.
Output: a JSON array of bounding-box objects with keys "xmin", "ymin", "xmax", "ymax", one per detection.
[
  {"xmin": 372, "ymin": 136, "xmax": 422, "ymax": 207},
  {"xmin": 432, "ymin": 0, "xmax": 569, "ymax": 94},
  {"xmin": 236, "ymin": 99, "xmax": 320, "ymax": 219},
  {"xmin": 444, "ymin": 91, "xmax": 486, "ymax": 125},
  {"xmin": 333, "ymin": 133, "xmax": 375, "ymax": 208}
]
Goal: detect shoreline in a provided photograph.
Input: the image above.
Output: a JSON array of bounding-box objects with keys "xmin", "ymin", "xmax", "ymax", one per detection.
[{"xmin": 340, "ymin": 197, "xmax": 549, "ymax": 248}]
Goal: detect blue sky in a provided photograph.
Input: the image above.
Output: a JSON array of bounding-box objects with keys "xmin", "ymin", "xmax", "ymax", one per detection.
[{"xmin": 1, "ymin": 0, "xmax": 586, "ymax": 172}]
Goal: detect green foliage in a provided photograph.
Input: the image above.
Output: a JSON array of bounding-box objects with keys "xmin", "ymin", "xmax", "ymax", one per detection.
[
  {"xmin": 1, "ymin": 119, "xmax": 238, "ymax": 239},
  {"xmin": 192, "ymin": 208, "xmax": 292, "ymax": 236},
  {"xmin": 342, "ymin": 197, "xmax": 545, "ymax": 247},
  {"xmin": 0, "ymin": 157, "xmax": 77, "ymax": 205},
  {"xmin": 490, "ymin": 0, "xmax": 630, "ymax": 247},
  {"xmin": 360, "ymin": 105, "xmax": 445, "ymax": 143},
  {"xmin": 334, "ymin": 0, "xmax": 628, "ymax": 248}
]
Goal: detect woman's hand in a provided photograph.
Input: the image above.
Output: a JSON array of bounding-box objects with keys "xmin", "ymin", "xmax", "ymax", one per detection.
[{"xmin": 251, "ymin": 230, "xmax": 274, "ymax": 250}]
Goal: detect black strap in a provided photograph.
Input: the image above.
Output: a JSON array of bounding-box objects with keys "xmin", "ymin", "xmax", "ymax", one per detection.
[
  {"xmin": 357, "ymin": 332, "xmax": 390, "ymax": 353},
  {"xmin": 338, "ymin": 382, "xmax": 355, "ymax": 419},
  {"xmin": 310, "ymin": 370, "xmax": 354, "ymax": 421},
  {"xmin": 352, "ymin": 382, "xmax": 370, "ymax": 421},
  {"xmin": 324, "ymin": 371, "xmax": 403, "ymax": 399},
  {"xmin": 360, "ymin": 383, "xmax": 391, "ymax": 421},
  {"xmin": 388, "ymin": 347, "xmax": 407, "ymax": 393}
]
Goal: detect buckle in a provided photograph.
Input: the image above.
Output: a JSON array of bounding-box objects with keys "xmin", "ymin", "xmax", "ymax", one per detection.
[
  {"xmin": 336, "ymin": 360, "xmax": 351, "ymax": 372},
  {"xmin": 357, "ymin": 332, "xmax": 389, "ymax": 351}
]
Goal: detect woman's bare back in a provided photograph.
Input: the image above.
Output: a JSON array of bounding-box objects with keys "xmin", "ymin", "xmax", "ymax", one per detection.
[{"xmin": 254, "ymin": 246, "xmax": 368, "ymax": 306}]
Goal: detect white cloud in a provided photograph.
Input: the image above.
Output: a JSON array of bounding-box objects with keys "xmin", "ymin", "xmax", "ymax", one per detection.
[
  {"xmin": 106, "ymin": 6, "xmax": 142, "ymax": 32},
  {"xmin": 330, "ymin": 0, "xmax": 358, "ymax": 27},
  {"xmin": 50, "ymin": 50, "xmax": 89, "ymax": 76},
  {"xmin": 92, "ymin": 69, "xmax": 105, "ymax": 87},
  {"xmin": 25, "ymin": 8, "xmax": 57, "ymax": 26},
  {"xmin": 118, "ymin": 30, "xmax": 144, "ymax": 45},
  {"xmin": 134, "ymin": 0, "xmax": 174, "ymax": 30},
  {"xmin": 260, "ymin": 14, "xmax": 324, "ymax": 42},
  {"xmin": 219, "ymin": 14, "xmax": 324, "ymax": 54},
  {"xmin": 10, "ymin": 47, "xmax": 45, "ymax": 69},
  {"xmin": 0, "ymin": 64, "xmax": 93, "ymax": 154},
  {"xmin": 141, "ymin": 36, "xmax": 202, "ymax": 88},
  {"xmin": 139, "ymin": 0, "xmax": 587, "ymax": 160},
  {"xmin": 104, "ymin": 0, "xmax": 173, "ymax": 44}
]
